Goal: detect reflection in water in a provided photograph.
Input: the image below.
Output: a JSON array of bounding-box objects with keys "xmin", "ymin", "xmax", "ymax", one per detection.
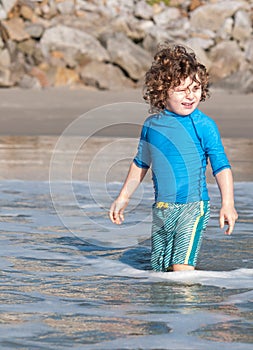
[{"xmin": 0, "ymin": 136, "xmax": 252, "ymax": 182}]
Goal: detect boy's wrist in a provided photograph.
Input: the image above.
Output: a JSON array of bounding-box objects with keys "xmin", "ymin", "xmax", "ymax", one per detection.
[
  {"xmin": 221, "ymin": 199, "xmax": 235, "ymax": 206},
  {"xmin": 118, "ymin": 192, "xmax": 130, "ymax": 201}
]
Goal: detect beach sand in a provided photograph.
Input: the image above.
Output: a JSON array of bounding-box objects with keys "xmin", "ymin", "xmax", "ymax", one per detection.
[{"xmin": 0, "ymin": 87, "xmax": 252, "ymax": 182}]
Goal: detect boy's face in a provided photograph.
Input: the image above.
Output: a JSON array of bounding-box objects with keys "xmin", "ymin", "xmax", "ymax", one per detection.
[{"xmin": 166, "ymin": 76, "xmax": 202, "ymax": 116}]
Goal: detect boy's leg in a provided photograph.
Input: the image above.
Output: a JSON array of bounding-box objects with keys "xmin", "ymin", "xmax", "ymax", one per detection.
[
  {"xmin": 172, "ymin": 264, "xmax": 195, "ymax": 271},
  {"xmin": 151, "ymin": 204, "xmax": 175, "ymax": 271},
  {"xmin": 171, "ymin": 201, "xmax": 210, "ymax": 271}
]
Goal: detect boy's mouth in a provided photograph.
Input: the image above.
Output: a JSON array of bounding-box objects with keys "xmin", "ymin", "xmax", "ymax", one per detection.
[{"xmin": 182, "ymin": 102, "xmax": 194, "ymax": 107}]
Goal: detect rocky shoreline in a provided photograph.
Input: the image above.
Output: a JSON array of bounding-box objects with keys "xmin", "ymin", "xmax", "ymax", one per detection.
[{"xmin": 0, "ymin": 0, "xmax": 253, "ymax": 92}]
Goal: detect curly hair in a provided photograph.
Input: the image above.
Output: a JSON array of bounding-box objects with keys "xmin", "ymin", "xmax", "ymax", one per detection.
[{"xmin": 143, "ymin": 43, "xmax": 210, "ymax": 113}]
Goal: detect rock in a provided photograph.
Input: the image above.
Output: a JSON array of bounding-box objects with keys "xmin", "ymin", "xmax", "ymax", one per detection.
[
  {"xmin": 20, "ymin": 5, "xmax": 34, "ymax": 21},
  {"xmin": 9, "ymin": 51, "xmax": 26, "ymax": 84},
  {"xmin": 190, "ymin": 1, "xmax": 249, "ymax": 32},
  {"xmin": 216, "ymin": 17, "xmax": 233, "ymax": 41},
  {"xmin": 208, "ymin": 41, "xmax": 244, "ymax": 81},
  {"xmin": 1, "ymin": 18, "xmax": 30, "ymax": 42},
  {"xmin": 190, "ymin": 29, "xmax": 216, "ymax": 40},
  {"xmin": 153, "ymin": 7, "xmax": 182, "ymax": 28},
  {"xmin": 241, "ymin": 71, "xmax": 253, "ymax": 93},
  {"xmin": 56, "ymin": 0, "xmax": 75, "ymax": 15},
  {"xmin": 40, "ymin": 25, "xmax": 110, "ymax": 62},
  {"xmin": 17, "ymin": 39, "xmax": 36, "ymax": 57},
  {"xmin": 185, "ymin": 41, "xmax": 212, "ymax": 70},
  {"xmin": 0, "ymin": 5, "xmax": 6, "ymax": 20},
  {"xmin": 245, "ymin": 39, "xmax": 253, "ymax": 62},
  {"xmin": 110, "ymin": 15, "xmax": 151, "ymax": 41},
  {"xmin": 0, "ymin": 48, "xmax": 11, "ymax": 67},
  {"xmin": 212, "ymin": 68, "xmax": 253, "ymax": 93},
  {"xmin": 54, "ymin": 66, "xmax": 80, "ymax": 87},
  {"xmin": 80, "ymin": 61, "xmax": 134, "ymax": 90},
  {"xmin": 142, "ymin": 26, "xmax": 174, "ymax": 54},
  {"xmin": 18, "ymin": 74, "xmax": 41, "ymax": 89},
  {"xmin": 186, "ymin": 37, "xmax": 214, "ymax": 50},
  {"xmin": 134, "ymin": 0, "xmax": 154, "ymax": 20},
  {"xmin": 75, "ymin": 0, "xmax": 98, "ymax": 12},
  {"xmin": 100, "ymin": 0, "xmax": 135, "ymax": 16},
  {"xmin": 166, "ymin": 18, "xmax": 191, "ymax": 39},
  {"xmin": 232, "ymin": 10, "xmax": 252, "ymax": 44},
  {"xmin": 40, "ymin": 1, "xmax": 58, "ymax": 19},
  {"xmin": 189, "ymin": 0, "xmax": 203, "ymax": 11},
  {"xmin": 0, "ymin": 66, "xmax": 12, "ymax": 86},
  {"xmin": 1, "ymin": 0, "xmax": 17, "ymax": 16},
  {"xmin": 29, "ymin": 66, "xmax": 50, "ymax": 88},
  {"xmin": 103, "ymin": 32, "xmax": 152, "ymax": 80},
  {"xmin": 171, "ymin": 0, "xmax": 191, "ymax": 8},
  {"xmin": 25, "ymin": 23, "xmax": 44, "ymax": 39},
  {"xmin": 0, "ymin": 36, "xmax": 4, "ymax": 49}
]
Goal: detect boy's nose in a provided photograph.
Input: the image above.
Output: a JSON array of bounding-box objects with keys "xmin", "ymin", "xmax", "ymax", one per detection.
[{"xmin": 185, "ymin": 89, "xmax": 194, "ymax": 98}]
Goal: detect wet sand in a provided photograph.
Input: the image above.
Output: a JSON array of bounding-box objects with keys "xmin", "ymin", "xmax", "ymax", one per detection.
[
  {"xmin": 0, "ymin": 87, "xmax": 253, "ymax": 137},
  {"xmin": 0, "ymin": 87, "xmax": 252, "ymax": 181}
]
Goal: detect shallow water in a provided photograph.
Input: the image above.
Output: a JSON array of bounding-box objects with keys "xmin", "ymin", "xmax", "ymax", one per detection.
[{"xmin": 0, "ymin": 180, "xmax": 252, "ymax": 349}]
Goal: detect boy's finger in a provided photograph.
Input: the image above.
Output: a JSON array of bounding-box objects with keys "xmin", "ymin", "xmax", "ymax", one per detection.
[
  {"xmin": 219, "ymin": 215, "xmax": 224, "ymax": 229},
  {"xmin": 119, "ymin": 212, "xmax": 124, "ymax": 222},
  {"xmin": 225, "ymin": 218, "xmax": 234, "ymax": 235}
]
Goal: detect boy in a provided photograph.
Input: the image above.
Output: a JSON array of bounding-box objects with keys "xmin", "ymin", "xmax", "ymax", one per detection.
[{"xmin": 109, "ymin": 44, "xmax": 238, "ymax": 272}]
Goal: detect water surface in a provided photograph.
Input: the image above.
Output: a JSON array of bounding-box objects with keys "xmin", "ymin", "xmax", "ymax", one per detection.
[{"xmin": 0, "ymin": 180, "xmax": 252, "ymax": 349}]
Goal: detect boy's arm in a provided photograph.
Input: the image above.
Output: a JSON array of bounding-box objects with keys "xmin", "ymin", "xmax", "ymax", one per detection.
[
  {"xmin": 109, "ymin": 162, "xmax": 148, "ymax": 225},
  {"xmin": 215, "ymin": 168, "xmax": 238, "ymax": 235}
]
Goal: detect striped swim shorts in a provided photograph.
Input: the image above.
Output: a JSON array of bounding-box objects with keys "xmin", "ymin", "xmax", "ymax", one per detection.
[{"xmin": 151, "ymin": 200, "xmax": 210, "ymax": 272}]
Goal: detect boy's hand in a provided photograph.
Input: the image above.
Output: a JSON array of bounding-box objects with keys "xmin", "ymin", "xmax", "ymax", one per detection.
[
  {"xmin": 219, "ymin": 205, "xmax": 238, "ymax": 235},
  {"xmin": 109, "ymin": 198, "xmax": 129, "ymax": 225}
]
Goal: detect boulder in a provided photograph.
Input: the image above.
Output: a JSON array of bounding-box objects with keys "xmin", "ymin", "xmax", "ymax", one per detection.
[
  {"xmin": 18, "ymin": 74, "xmax": 41, "ymax": 89},
  {"xmin": 245, "ymin": 39, "xmax": 253, "ymax": 62},
  {"xmin": 186, "ymin": 37, "xmax": 214, "ymax": 50},
  {"xmin": 103, "ymin": 32, "xmax": 152, "ymax": 80},
  {"xmin": 20, "ymin": 4, "xmax": 35, "ymax": 21},
  {"xmin": 110, "ymin": 15, "xmax": 151, "ymax": 41},
  {"xmin": 56, "ymin": 0, "xmax": 75, "ymax": 15},
  {"xmin": 208, "ymin": 41, "xmax": 244, "ymax": 81},
  {"xmin": 1, "ymin": 18, "xmax": 30, "ymax": 42},
  {"xmin": 165, "ymin": 18, "xmax": 191, "ymax": 40},
  {"xmin": 100, "ymin": 0, "xmax": 135, "ymax": 16},
  {"xmin": 232, "ymin": 10, "xmax": 252, "ymax": 44},
  {"xmin": 153, "ymin": 7, "xmax": 182, "ymax": 28},
  {"xmin": 216, "ymin": 18, "xmax": 233, "ymax": 41},
  {"xmin": 1, "ymin": 0, "xmax": 17, "ymax": 18},
  {"xmin": 190, "ymin": 1, "xmax": 249, "ymax": 32},
  {"xmin": 75, "ymin": 0, "xmax": 98, "ymax": 12},
  {"xmin": 0, "ymin": 48, "xmax": 10, "ymax": 67},
  {"xmin": 25, "ymin": 23, "xmax": 44, "ymax": 39},
  {"xmin": 212, "ymin": 68, "xmax": 253, "ymax": 93},
  {"xmin": 54, "ymin": 66, "xmax": 80, "ymax": 87},
  {"xmin": 29, "ymin": 66, "xmax": 50, "ymax": 88},
  {"xmin": 134, "ymin": 0, "xmax": 154, "ymax": 20},
  {"xmin": 142, "ymin": 26, "xmax": 174, "ymax": 54},
  {"xmin": 186, "ymin": 40, "xmax": 212, "ymax": 70},
  {"xmin": 0, "ymin": 66, "xmax": 12, "ymax": 86},
  {"xmin": 40, "ymin": 25, "xmax": 110, "ymax": 62},
  {"xmin": 80, "ymin": 61, "xmax": 134, "ymax": 90}
]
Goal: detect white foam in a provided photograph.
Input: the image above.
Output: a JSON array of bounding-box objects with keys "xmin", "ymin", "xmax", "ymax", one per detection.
[{"xmin": 81, "ymin": 255, "xmax": 253, "ymax": 290}]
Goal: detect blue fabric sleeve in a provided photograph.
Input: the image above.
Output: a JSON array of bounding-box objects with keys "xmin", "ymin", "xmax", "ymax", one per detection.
[
  {"xmin": 133, "ymin": 122, "xmax": 151, "ymax": 169},
  {"xmin": 202, "ymin": 117, "xmax": 231, "ymax": 176}
]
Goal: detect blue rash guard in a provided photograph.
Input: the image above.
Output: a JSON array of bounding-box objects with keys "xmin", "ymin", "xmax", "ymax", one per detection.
[{"xmin": 133, "ymin": 108, "xmax": 231, "ymax": 204}]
